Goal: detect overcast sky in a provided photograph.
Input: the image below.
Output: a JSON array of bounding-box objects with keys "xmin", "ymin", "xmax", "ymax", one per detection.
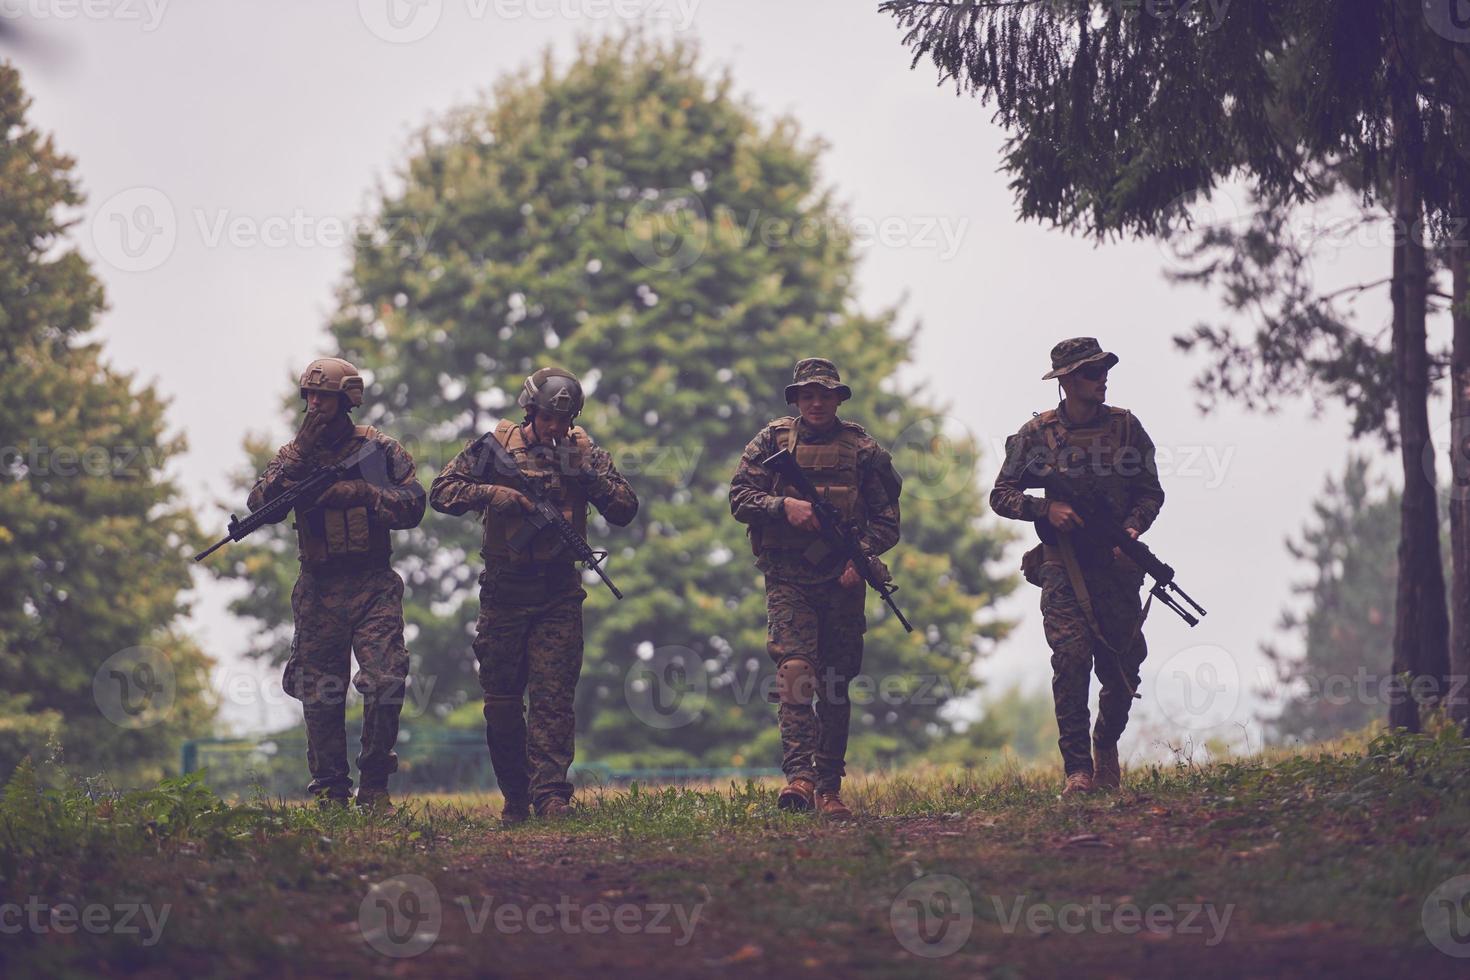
[{"xmin": 9, "ymin": 1, "xmax": 1421, "ymax": 762}]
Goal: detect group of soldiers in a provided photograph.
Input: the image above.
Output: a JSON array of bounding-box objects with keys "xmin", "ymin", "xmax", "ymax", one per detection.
[{"xmin": 244, "ymin": 337, "xmax": 1163, "ymax": 818}]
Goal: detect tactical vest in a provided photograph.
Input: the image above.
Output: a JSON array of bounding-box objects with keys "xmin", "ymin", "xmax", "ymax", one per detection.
[
  {"xmin": 754, "ymin": 418, "xmax": 866, "ymax": 554},
  {"xmin": 295, "ymin": 425, "xmax": 391, "ymax": 567},
  {"xmin": 481, "ymin": 419, "xmax": 588, "ymax": 563},
  {"xmin": 1035, "ymin": 405, "xmax": 1138, "ymax": 521}
]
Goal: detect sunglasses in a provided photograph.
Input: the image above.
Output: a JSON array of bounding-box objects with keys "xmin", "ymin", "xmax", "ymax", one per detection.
[{"xmin": 1075, "ymin": 363, "xmax": 1110, "ymax": 381}]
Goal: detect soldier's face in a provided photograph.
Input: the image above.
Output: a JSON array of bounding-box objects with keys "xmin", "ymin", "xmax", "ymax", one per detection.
[
  {"xmin": 796, "ymin": 386, "xmax": 842, "ymax": 428},
  {"xmin": 531, "ymin": 410, "xmax": 573, "ymax": 444},
  {"xmin": 304, "ymin": 390, "xmax": 341, "ymax": 418},
  {"xmin": 1061, "ymin": 365, "xmax": 1109, "ymax": 403}
]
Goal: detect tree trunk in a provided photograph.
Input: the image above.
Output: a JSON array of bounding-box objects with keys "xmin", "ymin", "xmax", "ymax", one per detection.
[
  {"xmin": 1388, "ymin": 153, "xmax": 1450, "ymax": 732},
  {"xmin": 1451, "ymin": 195, "xmax": 1470, "ymax": 735}
]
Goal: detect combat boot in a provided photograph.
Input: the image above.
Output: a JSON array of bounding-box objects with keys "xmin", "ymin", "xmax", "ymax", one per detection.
[
  {"xmin": 537, "ymin": 797, "xmax": 573, "ymax": 820},
  {"xmin": 777, "ymin": 777, "xmax": 816, "ymax": 812},
  {"xmin": 501, "ymin": 796, "xmax": 531, "ymax": 827},
  {"xmin": 815, "ymin": 790, "xmax": 854, "ymax": 822},
  {"xmin": 355, "ymin": 786, "xmax": 394, "ymax": 812},
  {"xmin": 1093, "ymin": 739, "xmax": 1121, "ymax": 791},
  {"xmin": 1061, "ymin": 771, "xmax": 1095, "ymax": 796}
]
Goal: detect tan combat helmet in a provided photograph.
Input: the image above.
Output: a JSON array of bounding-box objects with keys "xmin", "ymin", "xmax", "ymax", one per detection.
[
  {"xmin": 299, "ymin": 357, "xmax": 365, "ymax": 408},
  {"xmin": 517, "ymin": 366, "xmax": 584, "ymax": 418}
]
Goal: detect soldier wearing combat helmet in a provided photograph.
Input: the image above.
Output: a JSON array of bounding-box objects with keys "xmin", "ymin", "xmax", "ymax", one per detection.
[
  {"xmin": 430, "ymin": 367, "xmax": 637, "ymax": 823},
  {"xmin": 990, "ymin": 339, "xmax": 1165, "ymax": 795},
  {"xmin": 247, "ymin": 356, "xmax": 426, "ymax": 808},
  {"xmin": 729, "ymin": 358, "xmax": 902, "ymax": 821}
]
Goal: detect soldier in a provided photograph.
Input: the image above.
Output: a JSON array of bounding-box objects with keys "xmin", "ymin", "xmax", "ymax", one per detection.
[
  {"xmin": 990, "ymin": 338, "xmax": 1165, "ymax": 795},
  {"xmin": 429, "ymin": 368, "xmax": 637, "ymax": 824},
  {"xmin": 248, "ymin": 357, "xmax": 426, "ymax": 808},
  {"xmin": 730, "ymin": 358, "xmax": 902, "ymax": 821}
]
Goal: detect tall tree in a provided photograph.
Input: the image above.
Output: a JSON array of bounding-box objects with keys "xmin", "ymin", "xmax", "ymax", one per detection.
[
  {"xmin": 881, "ymin": 0, "xmax": 1470, "ymax": 730},
  {"xmin": 1260, "ymin": 459, "xmax": 1447, "ymax": 742},
  {"xmin": 216, "ymin": 36, "xmax": 1015, "ymax": 769},
  {"xmin": 0, "ymin": 62, "xmax": 214, "ymax": 782}
]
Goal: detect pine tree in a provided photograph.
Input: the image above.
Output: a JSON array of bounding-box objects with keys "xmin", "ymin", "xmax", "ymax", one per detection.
[{"xmin": 0, "ymin": 62, "xmax": 214, "ymax": 782}]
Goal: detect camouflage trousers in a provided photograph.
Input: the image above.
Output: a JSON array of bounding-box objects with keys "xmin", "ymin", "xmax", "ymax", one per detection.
[
  {"xmin": 472, "ymin": 572, "xmax": 586, "ymax": 810},
  {"xmin": 765, "ymin": 575, "xmax": 866, "ymax": 793},
  {"xmin": 1038, "ymin": 557, "xmax": 1148, "ymax": 776},
  {"xmin": 284, "ymin": 566, "xmax": 410, "ymax": 797}
]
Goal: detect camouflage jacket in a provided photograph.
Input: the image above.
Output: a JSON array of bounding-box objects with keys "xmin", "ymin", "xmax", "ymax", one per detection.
[
  {"xmin": 428, "ymin": 421, "xmax": 638, "ymax": 568},
  {"xmin": 248, "ymin": 415, "xmax": 426, "ymax": 569},
  {"xmin": 990, "ymin": 402, "xmax": 1165, "ymax": 537},
  {"xmin": 729, "ymin": 416, "xmax": 902, "ymax": 584}
]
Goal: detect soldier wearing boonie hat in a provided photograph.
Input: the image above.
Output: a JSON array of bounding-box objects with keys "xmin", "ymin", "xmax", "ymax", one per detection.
[
  {"xmin": 729, "ymin": 357, "xmax": 903, "ymax": 821},
  {"xmin": 990, "ymin": 339, "xmax": 1165, "ymax": 796}
]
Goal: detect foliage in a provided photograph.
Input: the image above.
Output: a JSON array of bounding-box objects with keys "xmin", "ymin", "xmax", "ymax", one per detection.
[
  {"xmin": 214, "ymin": 35, "xmax": 1016, "ymax": 768},
  {"xmin": 0, "ymin": 62, "xmax": 214, "ymax": 782}
]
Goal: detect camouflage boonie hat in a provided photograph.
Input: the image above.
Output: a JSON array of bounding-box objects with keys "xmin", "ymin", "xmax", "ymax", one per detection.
[
  {"xmin": 784, "ymin": 357, "xmax": 852, "ymax": 404},
  {"xmin": 1041, "ymin": 337, "xmax": 1120, "ymax": 380}
]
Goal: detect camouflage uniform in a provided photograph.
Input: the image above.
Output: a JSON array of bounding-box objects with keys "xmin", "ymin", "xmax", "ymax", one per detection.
[
  {"xmin": 249, "ymin": 409, "xmax": 426, "ymax": 799},
  {"xmin": 429, "ymin": 415, "xmax": 636, "ymax": 812},
  {"xmin": 990, "ymin": 338, "xmax": 1165, "ymax": 777},
  {"xmin": 729, "ymin": 359, "xmax": 902, "ymax": 797}
]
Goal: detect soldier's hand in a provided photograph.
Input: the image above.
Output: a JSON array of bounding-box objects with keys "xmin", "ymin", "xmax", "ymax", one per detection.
[
  {"xmin": 839, "ymin": 561, "xmax": 863, "ymax": 590},
  {"xmin": 1113, "ymin": 526, "xmax": 1140, "ymax": 560},
  {"xmin": 1046, "ymin": 501, "xmax": 1085, "ymax": 532},
  {"xmin": 318, "ymin": 479, "xmax": 377, "ymax": 509},
  {"xmin": 294, "ymin": 409, "xmax": 329, "ymax": 455},
  {"xmin": 783, "ymin": 497, "xmax": 822, "ymax": 532},
  {"xmin": 482, "ymin": 486, "xmax": 535, "ymax": 514}
]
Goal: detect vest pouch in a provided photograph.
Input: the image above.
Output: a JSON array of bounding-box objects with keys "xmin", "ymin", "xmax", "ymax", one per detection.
[{"xmin": 1021, "ymin": 543, "xmax": 1045, "ymax": 587}]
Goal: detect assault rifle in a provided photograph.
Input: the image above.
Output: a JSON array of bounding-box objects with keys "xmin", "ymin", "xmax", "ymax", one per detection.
[
  {"xmin": 1034, "ymin": 479, "xmax": 1207, "ymax": 627},
  {"xmin": 762, "ymin": 448, "xmax": 914, "ymax": 633},
  {"xmin": 195, "ymin": 441, "xmax": 383, "ymax": 562},
  {"xmin": 470, "ymin": 429, "xmax": 624, "ymax": 600}
]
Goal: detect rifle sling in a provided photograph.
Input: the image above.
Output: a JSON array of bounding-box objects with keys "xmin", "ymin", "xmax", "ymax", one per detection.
[{"xmin": 1053, "ymin": 534, "xmax": 1150, "ymax": 697}]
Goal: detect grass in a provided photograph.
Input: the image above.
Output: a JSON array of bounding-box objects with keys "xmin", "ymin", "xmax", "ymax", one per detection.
[{"xmin": 2, "ymin": 728, "xmax": 1469, "ymax": 977}]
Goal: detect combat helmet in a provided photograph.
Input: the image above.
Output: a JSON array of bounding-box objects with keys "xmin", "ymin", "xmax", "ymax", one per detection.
[
  {"xmin": 299, "ymin": 357, "xmax": 365, "ymax": 408},
  {"xmin": 518, "ymin": 367, "xmax": 584, "ymax": 419}
]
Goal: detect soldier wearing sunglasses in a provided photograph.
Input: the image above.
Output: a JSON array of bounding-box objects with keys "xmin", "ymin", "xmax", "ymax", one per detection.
[{"xmin": 990, "ymin": 338, "xmax": 1165, "ymax": 795}]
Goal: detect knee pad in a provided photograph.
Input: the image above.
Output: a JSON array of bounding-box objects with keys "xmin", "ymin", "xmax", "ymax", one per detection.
[
  {"xmin": 776, "ymin": 658, "xmax": 817, "ymax": 706},
  {"xmin": 483, "ymin": 694, "xmax": 525, "ymax": 732}
]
